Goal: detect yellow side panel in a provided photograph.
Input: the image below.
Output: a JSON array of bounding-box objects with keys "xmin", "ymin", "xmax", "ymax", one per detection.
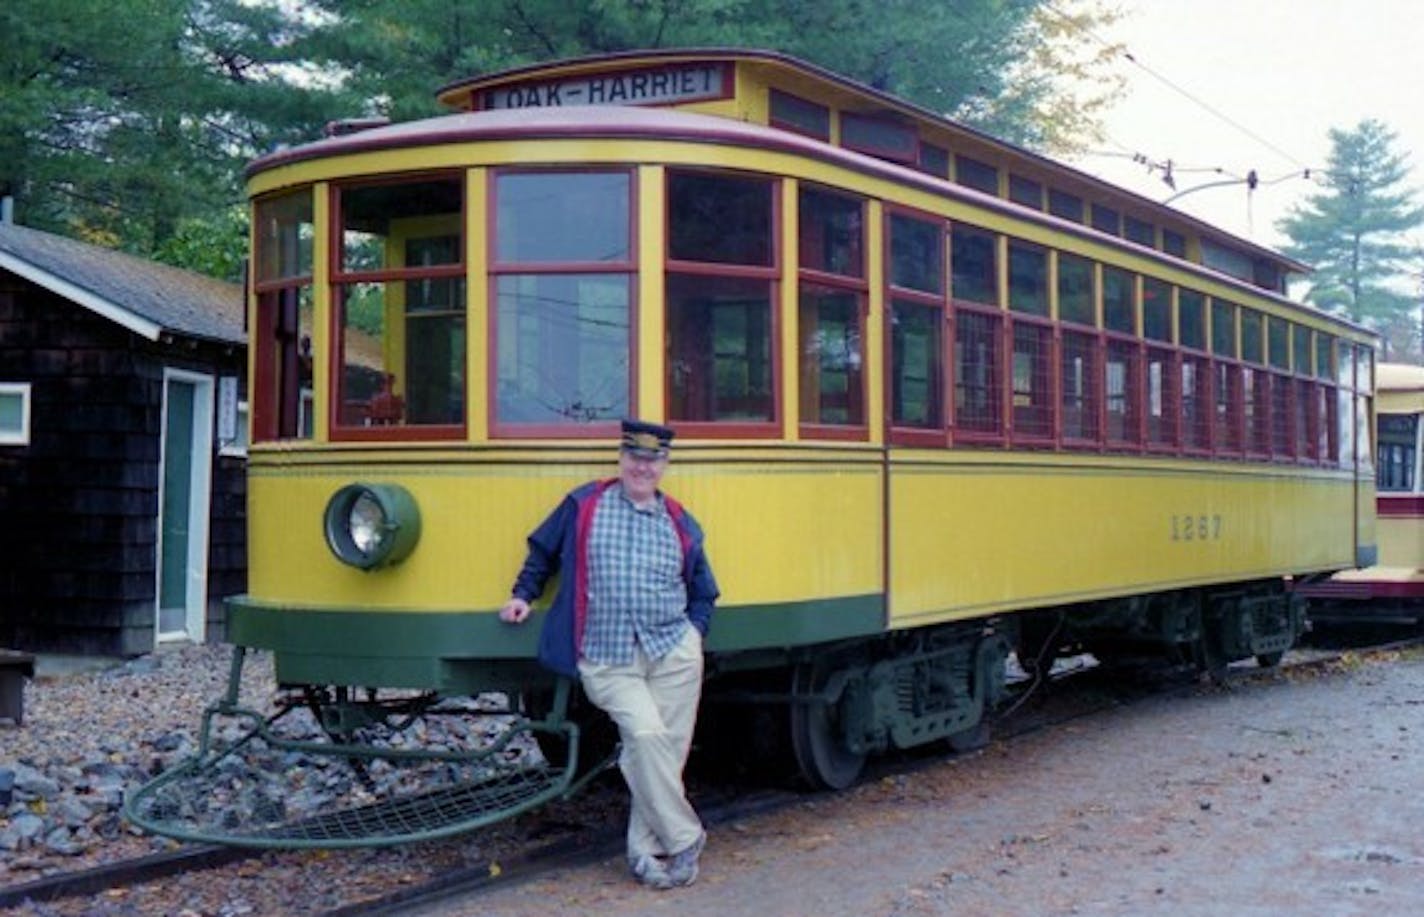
[
  {"xmin": 1377, "ymin": 514, "xmax": 1423, "ymax": 568},
  {"xmin": 888, "ymin": 453, "xmax": 1357, "ymax": 626},
  {"xmin": 246, "ymin": 449, "xmax": 882, "ymax": 613}
]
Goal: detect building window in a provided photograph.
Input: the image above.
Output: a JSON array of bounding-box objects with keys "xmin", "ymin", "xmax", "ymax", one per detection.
[
  {"xmin": 251, "ymin": 189, "xmax": 315, "ymax": 442},
  {"xmin": 770, "ymin": 89, "xmax": 830, "ymax": 139},
  {"xmin": 667, "ymin": 170, "xmax": 777, "ymax": 429},
  {"xmin": 493, "ymin": 171, "xmax": 629, "ymax": 431},
  {"xmin": 0, "ymin": 383, "xmax": 31, "ymax": 446}
]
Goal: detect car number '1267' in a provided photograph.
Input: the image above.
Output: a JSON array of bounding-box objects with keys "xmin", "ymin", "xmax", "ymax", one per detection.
[{"xmin": 1170, "ymin": 514, "xmax": 1223, "ymax": 541}]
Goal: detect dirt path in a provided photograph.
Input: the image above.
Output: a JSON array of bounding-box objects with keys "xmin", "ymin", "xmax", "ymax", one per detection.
[{"xmin": 421, "ymin": 651, "xmax": 1424, "ymax": 917}]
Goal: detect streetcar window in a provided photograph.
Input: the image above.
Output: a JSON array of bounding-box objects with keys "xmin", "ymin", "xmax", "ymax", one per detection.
[
  {"xmin": 1105, "ymin": 339, "xmax": 1140, "ymax": 446},
  {"xmin": 1296, "ymin": 378, "xmax": 1315, "ymax": 460},
  {"xmin": 917, "ymin": 143, "xmax": 949, "ymax": 178},
  {"xmin": 1215, "ymin": 363, "xmax": 1243, "ymax": 454},
  {"xmin": 1142, "ymin": 278, "xmax": 1171, "ymax": 342},
  {"xmin": 1178, "ymin": 290, "xmax": 1206, "ymax": 351},
  {"xmin": 954, "ymin": 309, "xmax": 1003, "ymax": 437},
  {"xmin": 1293, "ymin": 324, "xmax": 1311, "ymax": 375},
  {"xmin": 1007, "ymin": 241, "xmax": 1048, "ymax": 316},
  {"xmin": 1009, "ymin": 175, "xmax": 1043, "ymax": 209},
  {"xmin": 1124, "ymin": 215, "xmax": 1155, "ymax": 247},
  {"xmin": 1060, "ymin": 329, "xmax": 1099, "ymax": 443},
  {"xmin": 1243, "ymin": 368, "xmax": 1269, "ymax": 455},
  {"xmin": 494, "ymin": 274, "xmax": 630, "ymax": 425},
  {"xmin": 1182, "ymin": 354, "xmax": 1210, "ymax": 451},
  {"xmin": 841, "ymin": 113, "xmax": 917, "ymax": 165},
  {"xmin": 1146, "ymin": 345, "xmax": 1177, "ymax": 448},
  {"xmin": 1377, "ymin": 415, "xmax": 1415, "ymax": 491},
  {"xmin": 333, "ymin": 176, "xmax": 465, "ymax": 435},
  {"xmin": 799, "ymin": 285, "xmax": 865, "ymax": 427},
  {"xmin": 1211, "ymin": 300, "xmax": 1237, "ymax": 357},
  {"xmin": 1315, "ymin": 334, "xmax": 1334, "ymax": 379},
  {"xmin": 950, "ymin": 226, "xmax": 997, "ymax": 306},
  {"xmin": 1011, "ymin": 320, "xmax": 1053, "ymax": 440},
  {"xmin": 1240, "ymin": 310, "xmax": 1264, "ymax": 365},
  {"xmin": 666, "ymin": 274, "xmax": 775, "ymax": 424},
  {"xmin": 769, "ymin": 89, "xmax": 830, "ymax": 140},
  {"xmin": 495, "ymin": 172, "xmax": 630, "ymax": 264},
  {"xmin": 1268, "ymin": 318, "xmax": 1290, "ymax": 370},
  {"xmin": 1270, "ymin": 369, "xmax": 1292, "ymax": 457},
  {"xmin": 890, "ymin": 300, "xmax": 943, "ymax": 430},
  {"xmin": 1102, "ymin": 267, "xmax": 1134, "ymax": 334},
  {"xmin": 799, "ymin": 186, "xmax": 864, "ymax": 277},
  {"xmin": 1048, "ymin": 189, "xmax": 1084, "ymax": 223},
  {"xmin": 1319, "ymin": 386, "xmax": 1336, "ymax": 464},
  {"xmin": 255, "ymin": 191, "xmax": 313, "ymax": 283},
  {"xmin": 1091, "ymin": 204, "xmax": 1120, "ymax": 236},
  {"xmin": 668, "ymin": 171, "xmax": 774, "ymax": 266},
  {"xmin": 252, "ymin": 190, "xmax": 315, "ymax": 442},
  {"xmin": 889, "ymin": 214, "xmax": 943, "ymax": 294},
  {"xmin": 955, "ymin": 156, "xmax": 998, "ymax": 196},
  {"xmin": 666, "ymin": 171, "xmax": 777, "ymax": 430},
  {"xmin": 1162, "ymin": 229, "xmax": 1187, "ymax": 258},
  {"xmin": 1056, "ymin": 253, "xmax": 1095, "ymax": 327}
]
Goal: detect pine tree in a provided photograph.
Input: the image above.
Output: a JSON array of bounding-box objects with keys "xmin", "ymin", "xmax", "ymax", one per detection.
[{"xmin": 1277, "ymin": 120, "xmax": 1424, "ymax": 351}]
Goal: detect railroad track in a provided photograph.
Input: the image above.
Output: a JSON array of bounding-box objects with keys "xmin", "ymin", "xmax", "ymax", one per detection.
[{"xmin": 6, "ymin": 635, "xmax": 1419, "ymax": 916}]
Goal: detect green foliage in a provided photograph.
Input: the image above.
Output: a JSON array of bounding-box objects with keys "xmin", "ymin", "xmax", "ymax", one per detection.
[
  {"xmin": 151, "ymin": 207, "xmax": 249, "ymax": 283},
  {"xmin": 5, "ymin": 0, "xmax": 1122, "ymax": 276},
  {"xmin": 1278, "ymin": 120, "xmax": 1424, "ymax": 342}
]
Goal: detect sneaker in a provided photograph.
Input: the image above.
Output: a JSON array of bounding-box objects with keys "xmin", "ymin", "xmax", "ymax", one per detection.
[
  {"xmin": 628, "ymin": 853, "xmax": 674, "ymax": 890},
  {"xmin": 666, "ymin": 831, "xmax": 706, "ymax": 887}
]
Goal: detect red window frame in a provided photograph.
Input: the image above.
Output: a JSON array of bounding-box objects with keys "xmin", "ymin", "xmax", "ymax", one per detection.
[
  {"xmin": 1269, "ymin": 369, "xmax": 1294, "ymax": 460},
  {"xmin": 664, "ymin": 168, "xmax": 781, "ymax": 439},
  {"xmin": 1009, "ymin": 316, "xmax": 1055, "ymax": 447},
  {"xmin": 329, "ymin": 171, "xmax": 467, "ymax": 443},
  {"xmin": 1104, "ymin": 334, "xmax": 1143, "ymax": 451},
  {"xmin": 885, "ymin": 206, "xmax": 948, "ymax": 447},
  {"xmin": 1213, "ymin": 360, "xmax": 1244, "ymax": 457},
  {"xmin": 798, "ymin": 184, "xmax": 868, "ymax": 441},
  {"xmin": 251, "ymin": 190, "xmax": 314, "ymax": 443},
  {"xmin": 1181, "ymin": 350, "xmax": 1212, "ymax": 455},
  {"xmin": 1059, "ymin": 325, "xmax": 1101, "ymax": 448},
  {"xmin": 1145, "ymin": 344, "xmax": 1179, "ymax": 453},
  {"xmin": 952, "ymin": 302, "xmax": 1005, "ymax": 445},
  {"xmin": 485, "ymin": 167, "xmax": 637, "ymax": 440}
]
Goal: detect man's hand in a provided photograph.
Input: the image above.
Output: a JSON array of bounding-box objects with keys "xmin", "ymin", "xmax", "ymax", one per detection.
[{"xmin": 500, "ymin": 597, "xmax": 532, "ymax": 624}]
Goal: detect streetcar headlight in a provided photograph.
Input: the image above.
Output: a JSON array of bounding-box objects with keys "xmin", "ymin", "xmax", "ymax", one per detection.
[{"xmin": 323, "ymin": 483, "xmax": 421, "ymax": 570}]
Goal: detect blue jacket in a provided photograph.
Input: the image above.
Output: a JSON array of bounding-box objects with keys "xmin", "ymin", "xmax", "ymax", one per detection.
[{"xmin": 511, "ymin": 479, "xmax": 720, "ymax": 677}]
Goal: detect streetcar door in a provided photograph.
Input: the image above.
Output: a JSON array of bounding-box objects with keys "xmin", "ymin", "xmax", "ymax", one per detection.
[{"xmin": 156, "ymin": 369, "xmax": 214, "ymax": 645}]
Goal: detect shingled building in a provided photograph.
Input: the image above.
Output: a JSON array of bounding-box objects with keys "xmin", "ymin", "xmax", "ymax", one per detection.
[{"xmin": 0, "ymin": 220, "xmax": 246, "ymax": 656}]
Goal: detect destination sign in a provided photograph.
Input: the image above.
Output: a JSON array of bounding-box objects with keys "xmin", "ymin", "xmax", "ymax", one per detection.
[{"xmin": 483, "ymin": 63, "xmax": 727, "ymax": 110}]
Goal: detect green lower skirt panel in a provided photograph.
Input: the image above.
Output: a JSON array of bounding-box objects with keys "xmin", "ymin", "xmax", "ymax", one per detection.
[{"xmin": 225, "ymin": 593, "xmax": 884, "ymax": 691}]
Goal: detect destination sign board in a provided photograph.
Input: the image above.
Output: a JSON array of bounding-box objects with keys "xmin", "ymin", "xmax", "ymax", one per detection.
[{"xmin": 482, "ymin": 62, "xmax": 728, "ymax": 110}]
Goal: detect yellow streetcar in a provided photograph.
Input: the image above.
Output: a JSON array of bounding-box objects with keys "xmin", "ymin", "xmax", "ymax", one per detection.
[{"xmin": 127, "ymin": 49, "xmax": 1377, "ymax": 848}]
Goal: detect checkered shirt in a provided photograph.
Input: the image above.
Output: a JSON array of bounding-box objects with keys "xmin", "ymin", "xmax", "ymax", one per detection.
[{"xmin": 581, "ymin": 485, "xmax": 689, "ymax": 665}]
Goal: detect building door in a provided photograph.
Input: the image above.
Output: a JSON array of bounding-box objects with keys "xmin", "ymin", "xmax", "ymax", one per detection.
[{"xmin": 157, "ymin": 369, "xmax": 214, "ymax": 644}]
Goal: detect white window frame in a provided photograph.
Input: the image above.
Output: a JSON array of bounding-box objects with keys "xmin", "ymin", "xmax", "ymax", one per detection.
[{"xmin": 0, "ymin": 383, "xmax": 32, "ymax": 446}]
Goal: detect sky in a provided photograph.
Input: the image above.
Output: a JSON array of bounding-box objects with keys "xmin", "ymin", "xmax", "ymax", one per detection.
[{"xmin": 1064, "ymin": 0, "xmax": 1424, "ymax": 257}]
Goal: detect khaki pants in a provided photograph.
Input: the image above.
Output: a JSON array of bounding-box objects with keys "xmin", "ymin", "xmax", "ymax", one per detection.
[{"xmin": 578, "ymin": 626, "xmax": 705, "ymax": 858}]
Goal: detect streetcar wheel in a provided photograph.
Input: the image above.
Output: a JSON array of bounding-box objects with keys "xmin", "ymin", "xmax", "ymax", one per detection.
[
  {"xmin": 1255, "ymin": 650, "xmax": 1285, "ymax": 668},
  {"xmin": 947, "ymin": 721, "xmax": 990, "ymax": 754},
  {"xmin": 789, "ymin": 661, "xmax": 865, "ymax": 791}
]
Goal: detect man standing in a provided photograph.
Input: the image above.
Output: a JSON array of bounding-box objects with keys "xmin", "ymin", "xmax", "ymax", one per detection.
[{"xmin": 500, "ymin": 419, "xmax": 718, "ymax": 889}]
